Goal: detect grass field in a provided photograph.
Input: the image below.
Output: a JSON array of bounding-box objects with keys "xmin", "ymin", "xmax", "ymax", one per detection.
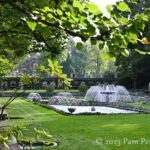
[{"xmin": 0, "ymin": 97, "xmax": 150, "ymax": 150}]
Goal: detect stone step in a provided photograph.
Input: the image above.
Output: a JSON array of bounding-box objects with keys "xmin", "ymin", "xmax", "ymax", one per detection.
[{"xmin": 0, "ymin": 120, "xmax": 8, "ymax": 128}]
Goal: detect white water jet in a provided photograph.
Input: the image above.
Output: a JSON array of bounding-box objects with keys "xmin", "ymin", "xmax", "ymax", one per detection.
[
  {"xmin": 27, "ymin": 93, "xmax": 42, "ymax": 102},
  {"xmin": 49, "ymin": 92, "xmax": 79, "ymax": 105},
  {"xmin": 84, "ymin": 84, "xmax": 131, "ymax": 103},
  {"xmin": 57, "ymin": 92, "xmax": 73, "ymax": 98}
]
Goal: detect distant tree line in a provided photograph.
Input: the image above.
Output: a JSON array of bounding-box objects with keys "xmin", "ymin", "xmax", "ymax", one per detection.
[{"xmin": 115, "ymin": 0, "xmax": 150, "ymax": 89}]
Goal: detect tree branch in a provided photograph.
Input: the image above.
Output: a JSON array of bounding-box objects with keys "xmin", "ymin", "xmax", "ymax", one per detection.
[
  {"xmin": 9, "ymin": 3, "xmax": 90, "ymax": 40},
  {"xmin": 10, "ymin": 3, "xmax": 60, "ymax": 27},
  {"xmin": 0, "ymin": 0, "xmax": 26, "ymax": 4},
  {"xmin": 0, "ymin": 30, "xmax": 31, "ymax": 37},
  {"xmin": 7, "ymin": 2, "xmax": 113, "ymax": 42}
]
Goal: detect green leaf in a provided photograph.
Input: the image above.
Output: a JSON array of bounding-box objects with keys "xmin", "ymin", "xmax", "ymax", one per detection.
[
  {"xmin": 20, "ymin": 73, "xmax": 32, "ymax": 85},
  {"xmin": 73, "ymin": 0, "xmax": 84, "ymax": 10},
  {"xmin": 2, "ymin": 22, "xmax": 10, "ymax": 30},
  {"xmin": 4, "ymin": 142, "xmax": 9, "ymax": 149},
  {"xmin": 90, "ymin": 38, "xmax": 97, "ymax": 45},
  {"xmin": 53, "ymin": 59, "xmax": 58, "ymax": 66},
  {"xmin": 43, "ymin": 6, "xmax": 52, "ymax": 12},
  {"xmin": 120, "ymin": 16, "xmax": 129, "ymax": 24},
  {"xmin": 60, "ymin": 2, "xmax": 67, "ymax": 10},
  {"xmin": 26, "ymin": 21, "xmax": 37, "ymax": 31},
  {"xmin": 100, "ymin": 52, "xmax": 116, "ymax": 61},
  {"xmin": 57, "ymin": 66, "xmax": 63, "ymax": 69},
  {"xmin": 117, "ymin": 2, "xmax": 131, "ymax": 12},
  {"xmin": 85, "ymin": 2, "xmax": 102, "ymax": 15},
  {"xmin": 121, "ymin": 49, "xmax": 129, "ymax": 57},
  {"xmin": 48, "ymin": 59, "xmax": 55, "ymax": 75},
  {"xmin": 57, "ymin": 9, "xmax": 63, "ymax": 15},
  {"xmin": 99, "ymin": 43, "xmax": 105, "ymax": 49},
  {"xmin": 106, "ymin": 5, "xmax": 111, "ymax": 13},
  {"xmin": 135, "ymin": 49, "xmax": 147, "ymax": 55},
  {"xmin": 65, "ymin": 11, "xmax": 71, "ymax": 17},
  {"xmin": 130, "ymin": 0, "xmax": 137, "ymax": 4},
  {"xmin": 100, "ymin": 52, "xmax": 110, "ymax": 60},
  {"xmin": 145, "ymin": 7, "xmax": 150, "ymax": 11},
  {"xmin": 135, "ymin": 14, "xmax": 148, "ymax": 21},
  {"xmin": 39, "ymin": 65, "xmax": 46, "ymax": 72},
  {"xmin": 48, "ymin": 59, "xmax": 53, "ymax": 68},
  {"xmin": 128, "ymin": 32, "xmax": 138, "ymax": 44},
  {"xmin": 86, "ymin": 23, "xmax": 96, "ymax": 35},
  {"xmin": 76, "ymin": 42, "xmax": 83, "ymax": 50},
  {"xmin": 47, "ymin": 13, "xmax": 55, "ymax": 19}
]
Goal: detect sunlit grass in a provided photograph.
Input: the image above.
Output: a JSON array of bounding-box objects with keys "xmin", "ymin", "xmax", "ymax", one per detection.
[{"xmin": 0, "ymin": 97, "xmax": 150, "ymax": 150}]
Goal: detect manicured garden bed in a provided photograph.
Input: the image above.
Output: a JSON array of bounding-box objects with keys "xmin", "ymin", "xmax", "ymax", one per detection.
[
  {"xmin": 0, "ymin": 97, "xmax": 150, "ymax": 150},
  {"xmin": 117, "ymin": 102, "xmax": 150, "ymax": 113},
  {"xmin": 2, "ymin": 89, "xmax": 79, "ymax": 93}
]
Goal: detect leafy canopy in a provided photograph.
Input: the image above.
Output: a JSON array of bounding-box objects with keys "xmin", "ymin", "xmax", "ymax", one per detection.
[
  {"xmin": 39, "ymin": 59, "xmax": 72, "ymax": 89},
  {"xmin": 0, "ymin": 0, "xmax": 150, "ymax": 84},
  {"xmin": 1, "ymin": 0, "xmax": 149, "ymax": 57}
]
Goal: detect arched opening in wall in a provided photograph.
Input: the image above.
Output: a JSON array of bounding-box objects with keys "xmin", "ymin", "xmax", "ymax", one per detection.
[
  {"xmin": 42, "ymin": 81, "xmax": 48, "ymax": 89},
  {"xmin": 10, "ymin": 81, "xmax": 17, "ymax": 89}
]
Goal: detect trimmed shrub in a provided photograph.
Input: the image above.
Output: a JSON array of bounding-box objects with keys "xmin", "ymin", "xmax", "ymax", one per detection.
[
  {"xmin": 78, "ymin": 82, "xmax": 88, "ymax": 93},
  {"xmin": 46, "ymin": 84, "xmax": 55, "ymax": 92}
]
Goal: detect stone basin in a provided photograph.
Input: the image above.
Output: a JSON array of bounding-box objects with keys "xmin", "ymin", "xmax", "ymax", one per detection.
[{"xmin": 50, "ymin": 105, "xmax": 138, "ymax": 114}]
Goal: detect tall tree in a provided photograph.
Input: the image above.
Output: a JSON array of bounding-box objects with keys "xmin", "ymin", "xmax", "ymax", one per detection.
[
  {"xmin": 115, "ymin": 0, "xmax": 150, "ymax": 88},
  {"xmin": 62, "ymin": 39, "xmax": 117, "ymax": 78}
]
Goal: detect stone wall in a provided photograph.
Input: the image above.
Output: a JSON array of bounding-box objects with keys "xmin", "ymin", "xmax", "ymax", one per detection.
[{"xmin": 1, "ymin": 77, "xmax": 116, "ymax": 90}]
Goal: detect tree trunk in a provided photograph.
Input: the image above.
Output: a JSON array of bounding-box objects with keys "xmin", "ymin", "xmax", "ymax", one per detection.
[
  {"xmin": 133, "ymin": 78, "xmax": 137, "ymax": 89},
  {"xmin": 0, "ymin": 107, "xmax": 5, "ymax": 120}
]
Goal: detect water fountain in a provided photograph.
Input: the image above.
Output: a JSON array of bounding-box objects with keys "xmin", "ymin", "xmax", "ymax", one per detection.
[
  {"xmin": 49, "ymin": 87, "xmax": 138, "ymax": 114},
  {"xmin": 27, "ymin": 93, "xmax": 42, "ymax": 102},
  {"xmin": 57, "ymin": 92, "xmax": 73, "ymax": 98},
  {"xmin": 48, "ymin": 96, "xmax": 76, "ymax": 105},
  {"xmin": 84, "ymin": 84, "xmax": 131, "ymax": 104},
  {"xmin": 48, "ymin": 96, "xmax": 85, "ymax": 106},
  {"xmin": 48, "ymin": 92, "xmax": 80, "ymax": 106}
]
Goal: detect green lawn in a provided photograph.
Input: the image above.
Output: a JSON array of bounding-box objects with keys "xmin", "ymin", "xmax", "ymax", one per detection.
[{"xmin": 0, "ymin": 97, "xmax": 150, "ymax": 150}]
